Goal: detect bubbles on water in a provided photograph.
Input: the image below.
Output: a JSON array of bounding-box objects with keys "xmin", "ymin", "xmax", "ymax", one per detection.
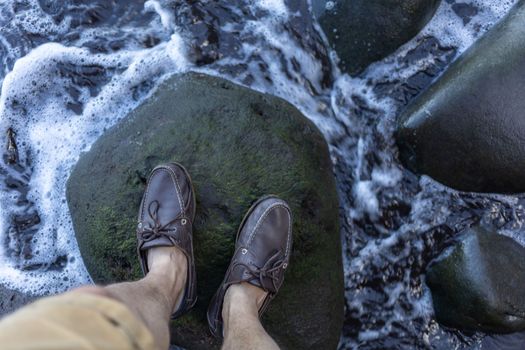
[
  {"xmin": 333, "ymin": 0, "xmax": 520, "ymax": 348},
  {"xmin": 0, "ymin": 1, "xmax": 191, "ymax": 294},
  {"xmin": 145, "ymin": 0, "xmax": 175, "ymax": 30},
  {"xmin": 257, "ymin": 0, "xmax": 289, "ymax": 18},
  {"xmin": 325, "ymin": 1, "xmax": 336, "ymax": 11},
  {"xmin": 0, "ymin": 0, "xmax": 522, "ymax": 348},
  {"xmin": 0, "ymin": 0, "xmax": 70, "ymax": 77}
]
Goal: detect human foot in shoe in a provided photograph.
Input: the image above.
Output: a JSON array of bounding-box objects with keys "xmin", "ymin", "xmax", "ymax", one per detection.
[
  {"xmin": 136, "ymin": 163, "xmax": 197, "ymax": 318},
  {"xmin": 207, "ymin": 196, "xmax": 292, "ymax": 337}
]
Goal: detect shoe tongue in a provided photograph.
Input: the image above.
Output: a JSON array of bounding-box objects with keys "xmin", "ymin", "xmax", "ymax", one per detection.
[
  {"xmin": 230, "ymin": 263, "xmax": 264, "ymax": 290},
  {"xmin": 141, "ymin": 235, "xmax": 173, "ymax": 250},
  {"xmin": 230, "ymin": 250, "xmax": 267, "ymax": 291}
]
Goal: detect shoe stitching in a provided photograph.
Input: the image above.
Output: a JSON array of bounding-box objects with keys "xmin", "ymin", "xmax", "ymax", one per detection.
[
  {"xmin": 210, "ymin": 201, "xmax": 291, "ymax": 337},
  {"xmin": 137, "ymin": 166, "xmax": 187, "ymax": 259},
  {"xmin": 157, "ymin": 165, "xmax": 186, "ymax": 216},
  {"xmin": 138, "ymin": 165, "xmax": 195, "ymax": 318},
  {"xmin": 246, "ymin": 203, "xmax": 282, "ymax": 244},
  {"xmin": 139, "ymin": 166, "xmax": 172, "ymax": 222},
  {"xmin": 209, "ymin": 243, "xmax": 284, "ymax": 334},
  {"xmin": 247, "ymin": 203, "xmax": 292, "ymax": 256},
  {"xmin": 169, "ymin": 167, "xmax": 186, "ymax": 217},
  {"xmin": 160, "ymin": 165, "xmax": 193, "ymax": 308},
  {"xmin": 284, "ymin": 206, "xmax": 292, "ymax": 256},
  {"xmin": 139, "ymin": 173, "xmax": 154, "ymax": 222}
]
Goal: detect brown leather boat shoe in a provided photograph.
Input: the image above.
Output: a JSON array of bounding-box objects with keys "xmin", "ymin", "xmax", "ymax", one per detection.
[
  {"xmin": 207, "ymin": 195, "xmax": 293, "ymax": 338},
  {"xmin": 136, "ymin": 163, "xmax": 197, "ymax": 319}
]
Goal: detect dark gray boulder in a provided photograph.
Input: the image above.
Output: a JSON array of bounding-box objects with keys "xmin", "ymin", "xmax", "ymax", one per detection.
[
  {"xmin": 312, "ymin": 0, "xmax": 441, "ymax": 75},
  {"xmin": 426, "ymin": 226, "xmax": 525, "ymax": 333},
  {"xmin": 66, "ymin": 72, "xmax": 344, "ymax": 350},
  {"xmin": 397, "ymin": 0, "xmax": 525, "ymax": 194}
]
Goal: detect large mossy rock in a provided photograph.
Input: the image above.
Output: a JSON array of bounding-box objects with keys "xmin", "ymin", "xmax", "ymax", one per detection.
[
  {"xmin": 66, "ymin": 72, "xmax": 344, "ymax": 349},
  {"xmin": 397, "ymin": 0, "xmax": 525, "ymax": 194},
  {"xmin": 426, "ymin": 226, "xmax": 525, "ymax": 333},
  {"xmin": 312, "ymin": 0, "xmax": 441, "ymax": 75}
]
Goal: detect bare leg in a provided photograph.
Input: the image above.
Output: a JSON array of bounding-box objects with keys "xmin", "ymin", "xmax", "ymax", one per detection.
[
  {"xmin": 221, "ymin": 282, "xmax": 280, "ymax": 350},
  {"xmin": 72, "ymin": 246, "xmax": 186, "ymax": 350}
]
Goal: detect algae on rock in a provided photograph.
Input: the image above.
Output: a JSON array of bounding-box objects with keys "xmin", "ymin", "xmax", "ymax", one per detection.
[{"xmin": 67, "ymin": 72, "xmax": 344, "ymax": 350}]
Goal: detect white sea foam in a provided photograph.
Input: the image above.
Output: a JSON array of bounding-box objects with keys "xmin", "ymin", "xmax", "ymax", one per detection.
[
  {"xmin": 330, "ymin": 0, "xmax": 518, "ymax": 345},
  {"xmin": 0, "ymin": 0, "xmax": 521, "ymax": 347},
  {"xmin": 338, "ymin": 0, "xmax": 518, "ymax": 226},
  {"xmin": 145, "ymin": 0, "xmax": 176, "ymax": 31},
  {"xmin": 257, "ymin": 0, "xmax": 289, "ymax": 18},
  {"xmin": 0, "ymin": 26, "xmax": 190, "ymax": 293}
]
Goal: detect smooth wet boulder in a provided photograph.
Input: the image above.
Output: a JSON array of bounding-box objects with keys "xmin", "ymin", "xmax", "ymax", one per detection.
[
  {"xmin": 397, "ymin": 0, "xmax": 525, "ymax": 194},
  {"xmin": 426, "ymin": 226, "xmax": 525, "ymax": 333},
  {"xmin": 66, "ymin": 72, "xmax": 344, "ymax": 350},
  {"xmin": 312, "ymin": 0, "xmax": 441, "ymax": 75}
]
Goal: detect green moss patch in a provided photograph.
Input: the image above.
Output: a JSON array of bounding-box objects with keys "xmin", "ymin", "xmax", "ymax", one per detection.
[{"xmin": 67, "ymin": 72, "xmax": 344, "ymax": 349}]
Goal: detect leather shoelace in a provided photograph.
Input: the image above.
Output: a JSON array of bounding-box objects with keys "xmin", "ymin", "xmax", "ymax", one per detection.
[
  {"xmin": 138, "ymin": 200, "xmax": 186, "ymax": 242},
  {"xmin": 226, "ymin": 250, "xmax": 286, "ymax": 292}
]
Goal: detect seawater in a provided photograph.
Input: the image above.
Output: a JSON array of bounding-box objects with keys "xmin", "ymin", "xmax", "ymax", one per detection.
[{"xmin": 0, "ymin": 0, "xmax": 520, "ymax": 348}]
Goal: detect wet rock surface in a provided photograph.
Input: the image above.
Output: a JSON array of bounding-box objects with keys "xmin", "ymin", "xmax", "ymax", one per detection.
[
  {"xmin": 427, "ymin": 226, "xmax": 525, "ymax": 333},
  {"xmin": 66, "ymin": 72, "xmax": 344, "ymax": 350},
  {"xmin": 481, "ymin": 332, "xmax": 525, "ymax": 350},
  {"xmin": 312, "ymin": 0, "xmax": 442, "ymax": 75},
  {"xmin": 397, "ymin": 0, "xmax": 525, "ymax": 194},
  {"xmin": 0, "ymin": 286, "xmax": 35, "ymax": 317},
  {"xmin": 0, "ymin": 0, "xmax": 523, "ymax": 349},
  {"xmin": 174, "ymin": 0, "xmax": 334, "ymax": 89}
]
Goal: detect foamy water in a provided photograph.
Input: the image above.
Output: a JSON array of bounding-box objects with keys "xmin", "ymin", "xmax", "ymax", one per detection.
[{"xmin": 0, "ymin": 0, "xmax": 521, "ymax": 348}]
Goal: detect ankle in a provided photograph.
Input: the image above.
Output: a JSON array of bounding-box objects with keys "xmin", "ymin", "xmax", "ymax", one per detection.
[
  {"xmin": 146, "ymin": 246, "xmax": 188, "ymax": 309},
  {"xmin": 148, "ymin": 246, "xmax": 187, "ymax": 271},
  {"xmin": 222, "ymin": 283, "xmax": 267, "ymax": 324}
]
